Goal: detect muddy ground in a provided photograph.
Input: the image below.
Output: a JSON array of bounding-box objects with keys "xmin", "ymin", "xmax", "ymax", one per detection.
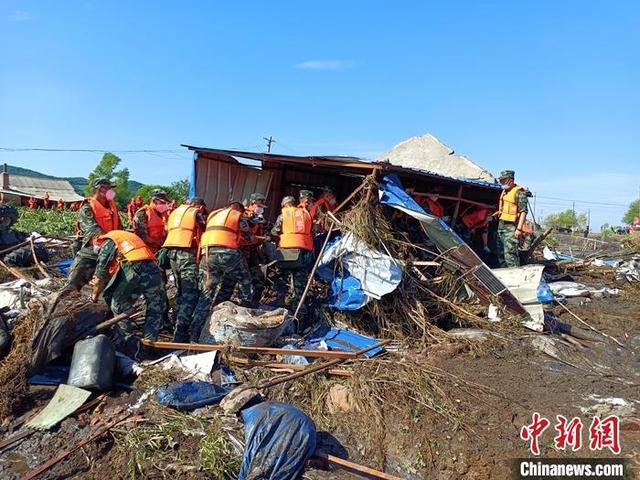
[{"xmin": 0, "ymin": 266, "xmax": 638, "ymax": 479}]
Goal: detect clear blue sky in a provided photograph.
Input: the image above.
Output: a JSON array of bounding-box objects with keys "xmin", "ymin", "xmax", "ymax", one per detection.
[{"xmin": 1, "ymin": 1, "xmax": 638, "ymax": 228}]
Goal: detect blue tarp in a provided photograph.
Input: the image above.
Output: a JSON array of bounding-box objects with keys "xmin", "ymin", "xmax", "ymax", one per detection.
[
  {"xmin": 156, "ymin": 381, "xmax": 228, "ymax": 411},
  {"xmin": 378, "ymin": 173, "xmax": 427, "ymax": 214},
  {"xmin": 55, "ymin": 258, "xmax": 73, "ymax": 276},
  {"xmin": 305, "ymin": 325, "xmax": 385, "ymax": 358},
  {"xmin": 239, "ymin": 402, "xmax": 317, "ymax": 480}
]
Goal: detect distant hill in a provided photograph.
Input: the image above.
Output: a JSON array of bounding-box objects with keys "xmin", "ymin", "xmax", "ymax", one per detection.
[{"xmin": 6, "ymin": 165, "xmax": 144, "ymax": 196}]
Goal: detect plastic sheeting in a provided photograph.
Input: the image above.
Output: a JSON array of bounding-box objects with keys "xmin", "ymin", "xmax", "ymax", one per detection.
[
  {"xmin": 316, "ymin": 232, "xmax": 403, "ymax": 310},
  {"xmin": 305, "ymin": 326, "xmax": 385, "ymax": 358},
  {"xmin": 239, "ymin": 402, "xmax": 317, "ymax": 480},
  {"xmin": 156, "ymin": 381, "xmax": 228, "ymax": 411}
]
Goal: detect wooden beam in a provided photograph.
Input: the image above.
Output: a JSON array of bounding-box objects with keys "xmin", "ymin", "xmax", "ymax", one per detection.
[
  {"xmin": 141, "ymin": 339, "xmax": 360, "ymax": 359},
  {"xmin": 315, "ymin": 451, "xmax": 403, "ymax": 480},
  {"xmin": 411, "ymin": 191, "xmax": 497, "ymax": 209}
]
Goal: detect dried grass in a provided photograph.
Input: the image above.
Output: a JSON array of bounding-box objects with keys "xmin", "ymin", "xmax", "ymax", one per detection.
[{"xmin": 0, "ymin": 300, "xmax": 43, "ymax": 418}]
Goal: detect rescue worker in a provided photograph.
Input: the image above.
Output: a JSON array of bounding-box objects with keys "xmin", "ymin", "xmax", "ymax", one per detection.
[
  {"xmin": 460, "ymin": 206, "xmax": 492, "ymax": 255},
  {"xmin": 133, "ymin": 189, "xmax": 170, "ymax": 252},
  {"xmin": 56, "ymin": 198, "xmax": 64, "ymax": 211},
  {"xmin": 420, "ymin": 192, "xmax": 445, "ymax": 218},
  {"xmin": 62, "ymin": 178, "xmax": 121, "ymax": 293},
  {"xmin": 495, "ymin": 170, "xmax": 528, "ymax": 268},
  {"xmin": 190, "ymin": 201, "xmax": 255, "ymax": 340},
  {"xmin": 89, "ymin": 230, "xmax": 166, "ymax": 357},
  {"xmin": 161, "ymin": 197, "xmax": 207, "ymax": 342},
  {"xmin": 271, "ymin": 195, "xmax": 314, "ymax": 327},
  {"xmin": 298, "ymin": 189, "xmax": 315, "ymax": 212},
  {"xmin": 28, "ymin": 196, "xmax": 37, "ymax": 209},
  {"xmin": 0, "ymin": 204, "xmax": 48, "ymax": 267},
  {"xmin": 241, "ymin": 193, "xmax": 268, "ymax": 304},
  {"xmin": 43, "ymin": 192, "xmax": 50, "ymax": 209},
  {"xmin": 309, "ymin": 186, "xmax": 337, "ymax": 231}
]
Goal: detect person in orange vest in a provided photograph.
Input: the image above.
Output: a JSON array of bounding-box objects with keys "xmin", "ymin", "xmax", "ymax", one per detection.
[
  {"xmin": 309, "ymin": 186, "xmax": 337, "ymax": 231},
  {"xmin": 60, "ymin": 177, "xmax": 121, "ymax": 295},
  {"xmin": 89, "ymin": 230, "xmax": 167, "ymax": 355},
  {"xmin": 28, "ymin": 196, "xmax": 37, "ymax": 209},
  {"xmin": 160, "ymin": 197, "xmax": 207, "ymax": 342},
  {"xmin": 240, "ymin": 193, "xmax": 269, "ymax": 305},
  {"xmin": 43, "ymin": 192, "xmax": 50, "ymax": 209},
  {"xmin": 190, "ymin": 200, "xmax": 255, "ymax": 339},
  {"xmin": 419, "ymin": 192, "xmax": 445, "ymax": 219},
  {"xmin": 494, "ymin": 170, "xmax": 528, "ymax": 267},
  {"xmin": 56, "ymin": 198, "xmax": 64, "ymax": 211},
  {"xmin": 168, "ymin": 199, "xmax": 177, "ymax": 213},
  {"xmin": 133, "ymin": 189, "xmax": 170, "ymax": 252},
  {"xmin": 460, "ymin": 206, "xmax": 493, "ymax": 255},
  {"xmin": 270, "ymin": 195, "xmax": 315, "ymax": 326}
]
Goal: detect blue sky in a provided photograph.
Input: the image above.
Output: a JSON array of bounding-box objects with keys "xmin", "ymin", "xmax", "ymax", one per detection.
[{"xmin": 1, "ymin": 1, "xmax": 638, "ymax": 228}]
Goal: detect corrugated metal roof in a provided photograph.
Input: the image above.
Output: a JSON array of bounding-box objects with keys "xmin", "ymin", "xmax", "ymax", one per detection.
[
  {"xmin": 6, "ymin": 175, "xmax": 84, "ymax": 202},
  {"xmin": 183, "ymin": 144, "xmax": 500, "ymax": 190}
]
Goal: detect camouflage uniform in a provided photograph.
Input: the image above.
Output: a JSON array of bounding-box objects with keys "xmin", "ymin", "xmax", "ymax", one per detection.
[
  {"xmin": 95, "ymin": 239, "xmax": 167, "ymax": 341},
  {"xmin": 270, "ymin": 209, "xmax": 314, "ymax": 325},
  {"xmin": 190, "ymin": 213, "xmax": 254, "ymax": 340},
  {"xmin": 241, "ymin": 214, "xmax": 268, "ymax": 304},
  {"xmin": 496, "ymin": 188, "xmax": 528, "ymax": 268},
  {"xmin": 0, "ymin": 205, "xmax": 48, "ymax": 267},
  {"xmin": 66, "ymin": 202, "xmax": 106, "ymax": 289}
]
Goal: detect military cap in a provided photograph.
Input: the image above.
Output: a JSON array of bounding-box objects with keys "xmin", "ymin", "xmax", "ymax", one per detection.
[
  {"xmin": 499, "ymin": 170, "xmax": 515, "ymax": 180},
  {"xmin": 189, "ymin": 196, "xmax": 205, "ymax": 206},
  {"xmin": 93, "ymin": 177, "xmax": 115, "ymax": 189},
  {"xmin": 321, "ymin": 185, "xmax": 335, "ymax": 193},
  {"xmin": 281, "ymin": 195, "xmax": 296, "ymax": 206},
  {"xmin": 299, "ymin": 189, "xmax": 314, "ymax": 199},
  {"xmin": 249, "ymin": 193, "xmax": 267, "ymax": 203},
  {"xmin": 151, "ymin": 189, "xmax": 169, "ymax": 200}
]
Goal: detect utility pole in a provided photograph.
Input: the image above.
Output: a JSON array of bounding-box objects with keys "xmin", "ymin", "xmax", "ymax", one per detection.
[
  {"xmin": 587, "ymin": 208, "xmax": 591, "ymax": 232},
  {"xmin": 263, "ymin": 136, "xmax": 274, "ymax": 153},
  {"xmin": 533, "ymin": 193, "xmax": 537, "ymax": 219}
]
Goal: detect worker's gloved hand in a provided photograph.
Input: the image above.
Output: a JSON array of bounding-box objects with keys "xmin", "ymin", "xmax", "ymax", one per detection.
[{"xmin": 89, "ymin": 277, "xmax": 106, "ymax": 303}]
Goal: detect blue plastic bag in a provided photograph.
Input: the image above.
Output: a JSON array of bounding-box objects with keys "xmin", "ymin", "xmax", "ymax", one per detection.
[
  {"xmin": 155, "ymin": 381, "xmax": 228, "ymax": 411},
  {"xmin": 239, "ymin": 402, "xmax": 317, "ymax": 480},
  {"xmin": 537, "ymin": 281, "xmax": 554, "ymax": 304}
]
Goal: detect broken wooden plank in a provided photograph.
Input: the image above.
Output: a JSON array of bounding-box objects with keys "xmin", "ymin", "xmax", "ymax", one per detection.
[{"xmin": 140, "ymin": 339, "xmax": 361, "ymax": 359}]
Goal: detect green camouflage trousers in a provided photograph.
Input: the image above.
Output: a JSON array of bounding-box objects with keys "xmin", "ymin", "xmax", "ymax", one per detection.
[
  {"xmin": 66, "ymin": 248, "xmax": 98, "ymax": 290},
  {"xmin": 273, "ymin": 249, "xmax": 313, "ymax": 324},
  {"xmin": 496, "ymin": 221, "xmax": 521, "ymax": 268},
  {"xmin": 190, "ymin": 248, "xmax": 253, "ymax": 340},
  {"xmin": 103, "ymin": 259, "xmax": 167, "ymax": 341},
  {"xmin": 166, "ymin": 248, "xmax": 200, "ymax": 342},
  {"xmin": 242, "ymin": 246, "xmax": 267, "ymax": 304}
]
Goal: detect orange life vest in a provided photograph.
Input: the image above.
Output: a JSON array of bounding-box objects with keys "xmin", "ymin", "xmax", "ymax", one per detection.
[
  {"xmin": 200, "ymin": 207, "xmax": 242, "ymax": 249},
  {"xmin": 280, "ymin": 206, "xmax": 313, "ymax": 251},
  {"xmin": 87, "ymin": 197, "xmax": 120, "ymax": 247},
  {"xmin": 100, "ymin": 230, "xmax": 156, "ymax": 275},
  {"xmin": 163, "ymin": 204, "xmax": 202, "ymax": 249},
  {"xmin": 461, "ymin": 208, "xmax": 490, "ymax": 231},
  {"xmin": 309, "ymin": 196, "xmax": 336, "ymax": 220},
  {"xmin": 141, "ymin": 205, "xmax": 167, "ymax": 250},
  {"xmin": 498, "ymin": 186, "xmax": 524, "ymax": 223},
  {"xmin": 423, "ymin": 198, "xmax": 444, "ymax": 218}
]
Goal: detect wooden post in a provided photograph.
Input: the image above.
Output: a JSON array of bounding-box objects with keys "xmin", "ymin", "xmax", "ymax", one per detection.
[{"xmin": 452, "ymin": 185, "xmax": 464, "ymax": 224}]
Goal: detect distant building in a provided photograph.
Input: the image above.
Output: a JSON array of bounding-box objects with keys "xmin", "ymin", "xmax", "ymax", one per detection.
[{"xmin": 0, "ymin": 164, "xmax": 84, "ymax": 206}]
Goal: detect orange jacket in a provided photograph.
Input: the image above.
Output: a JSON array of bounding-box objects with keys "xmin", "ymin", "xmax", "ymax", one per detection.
[
  {"xmin": 498, "ymin": 186, "xmax": 524, "ymax": 223},
  {"xmin": 423, "ymin": 198, "xmax": 444, "ymax": 218},
  {"xmin": 88, "ymin": 198, "xmax": 120, "ymax": 247},
  {"xmin": 101, "ymin": 230, "xmax": 156, "ymax": 275},
  {"xmin": 140, "ymin": 206, "xmax": 168, "ymax": 250},
  {"xmin": 201, "ymin": 207, "xmax": 242, "ymax": 249},
  {"xmin": 163, "ymin": 204, "xmax": 203, "ymax": 249},
  {"xmin": 461, "ymin": 208, "xmax": 490, "ymax": 231},
  {"xmin": 309, "ymin": 196, "xmax": 336, "ymax": 220},
  {"xmin": 280, "ymin": 206, "xmax": 313, "ymax": 250}
]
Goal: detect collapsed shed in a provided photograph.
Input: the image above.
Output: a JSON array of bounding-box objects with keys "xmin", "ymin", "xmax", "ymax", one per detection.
[{"xmin": 183, "ymin": 133, "xmax": 501, "ymax": 223}]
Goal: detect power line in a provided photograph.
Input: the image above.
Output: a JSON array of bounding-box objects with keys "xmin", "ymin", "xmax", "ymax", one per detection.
[
  {"xmin": 0, "ymin": 147, "xmax": 185, "ymax": 154},
  {"xmin": 535, "ymin": 195, "xmax": 627, "ymax": 207}
]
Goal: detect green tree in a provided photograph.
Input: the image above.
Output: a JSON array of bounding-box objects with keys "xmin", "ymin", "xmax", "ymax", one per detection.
[
  {"xmin": 84, "ymin": 153, "xmax": 132, "ymax": 208},
  {"xmin": 622, "ymin": 198, "xmax": 640, "ymax": 225},
  {"xmin": 170, "ymin": 179, "xmax": 190, "ymax": 203},
  {"xmin": 135, "ymin": 184, "xmax": 183, "ymax": 204},
  {"xmin": 544, "ymin": 209, "xmax": 588, "ymax": 230}
]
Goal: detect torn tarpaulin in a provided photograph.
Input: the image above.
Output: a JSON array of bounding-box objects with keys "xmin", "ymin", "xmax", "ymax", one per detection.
[{"xmin": 316, "ymin": 231, "xmax": 403, "ymax": 310}]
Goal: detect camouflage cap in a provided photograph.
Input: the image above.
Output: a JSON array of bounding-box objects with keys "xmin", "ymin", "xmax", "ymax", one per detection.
[
  {"xmin": 93, "ymin": 177, "xmax": 115, "ymax": 189},
  {"xmin": 321, "ymin": 185, "xmax": 335, "ymax": 194},
  {"xmin": 299, "ymin": 189, "xmax": 314, "ymax": 199},
  {"xmin": 151, "ymin": 189, "xmax": 169, "ymax": 201},
  {"xmin": 189, "ymin": 196, "xmax": 205, "ymax": 206},
  {"xmin": 249, "ymin": 192, "xmax": 266, "ymax": 204},
  {"xmin": 499, "ymin": 170, "xmax": 515, "ymax": 180},
  {"xmin": 281, "ymin": 195, "xmax": 296, "ymax": 206}
]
